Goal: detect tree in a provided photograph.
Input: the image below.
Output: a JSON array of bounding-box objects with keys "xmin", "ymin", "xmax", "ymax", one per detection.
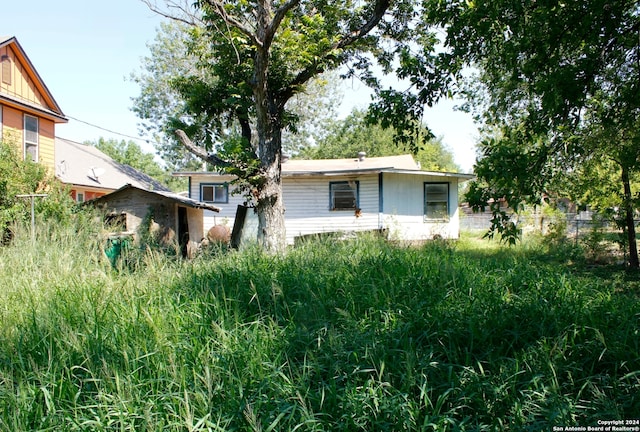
[
  {"xmin": 0, "ymin": 140, "xmax": 47, "ymax": 241},
  {"xmin": 427, "ymin": 0, "xmax": 640, "ymax": 266},
  {"xmin": 300, "ymin": 108, "xmax": 459, "ymax": 172},
  {"xmin": 143, "ymin": 0, "xmax": 445, "ymax": 252},
  {"xmin": 130, "ymin": 21, "xmax": 206, "ymax": 172},
  {"xmin": 131, "ymin": 20, "xmax": 344, "ymax": 169},
  {"xmin": 92, "ymin": 138, "xmax": 165, "ymax": 178}
]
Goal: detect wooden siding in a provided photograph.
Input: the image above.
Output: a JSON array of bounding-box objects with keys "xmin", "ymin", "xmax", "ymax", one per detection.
[
  {"xmin": 189, "ymin": 174, "xmax": 244, "ymax": 233},
  {"xmin": 0, "ymin": 44, "xmax": 47, "ymax": 108},
  {"xmin": 1, "ymin": 105, "xmax": 22, "ymax": 144},
  {"xmin": 38, "ymin": 117, "xmax": 54, "ymax": 171},
  {"xmin": 1, "ymin": 102, "xmax": 56, "ymax": 172}
]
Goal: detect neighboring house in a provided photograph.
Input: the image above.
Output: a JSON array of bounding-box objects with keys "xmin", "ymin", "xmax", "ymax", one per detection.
[
  {"xmin": 55, "ymin": 137, "xmax": 170, "ymax": 202},
  {"xmin": 0, "ymin": 36, "xmax": 67, "ymax": 172},
  {"xmin": 176, "ymin": 154, "xmax": 475, "ymax": 244},
  {"xmin": 90, "ymin": 184, "xmax": 220, "ymax": 258}
]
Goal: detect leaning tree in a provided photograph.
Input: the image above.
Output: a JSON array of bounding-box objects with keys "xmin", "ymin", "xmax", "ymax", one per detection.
[{"xmin": 143, "ymin": 0, "xmax": 447, "ymax": 252}]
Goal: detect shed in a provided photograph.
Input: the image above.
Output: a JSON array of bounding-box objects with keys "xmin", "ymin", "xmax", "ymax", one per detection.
[{"xmin": 89, "ymin": 184, "xmax": 220, "ymax": 257}]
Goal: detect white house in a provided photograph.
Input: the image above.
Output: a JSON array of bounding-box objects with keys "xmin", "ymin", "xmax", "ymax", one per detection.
[{"xmin": 175, "ymin": 154, "xmax": 474, "ymax": 244}]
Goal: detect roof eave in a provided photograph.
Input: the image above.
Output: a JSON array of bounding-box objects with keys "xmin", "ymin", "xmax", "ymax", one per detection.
[
  {"xmin": 174, "ymin": 168, "xmax": 475, "ymax": 180},
  {"xmin": 0, "ymin": 94, "xmax": 68, "ymax": 123}
]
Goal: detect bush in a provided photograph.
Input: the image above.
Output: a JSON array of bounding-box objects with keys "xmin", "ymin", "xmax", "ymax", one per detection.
[{"xmin": 0, "ymin": 140, "xmax": 78, "ymax": 242}]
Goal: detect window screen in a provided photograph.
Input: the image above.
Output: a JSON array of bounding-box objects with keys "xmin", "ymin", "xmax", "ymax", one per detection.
[
  {"xmin": 330, "ymin": 181, "xmax": 358, "ymax": 210},
  {"xmin": 424, "ymin": 183, "xmax": 449, "ymax": 220},
  {"xmin": 24, "ymin": 115, "xmax": 38, "ymax": 162}
]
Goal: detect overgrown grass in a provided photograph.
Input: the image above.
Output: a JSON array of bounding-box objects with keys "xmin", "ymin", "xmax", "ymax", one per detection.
[{"xmin": 0, "ymin": 221, "xmax": 638, "ymax": 431}]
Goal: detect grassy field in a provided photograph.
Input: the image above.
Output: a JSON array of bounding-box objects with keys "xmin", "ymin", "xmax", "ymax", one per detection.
[{"xmin": 0, "ymin": 220, "xmax": 638, "ymax": 431}]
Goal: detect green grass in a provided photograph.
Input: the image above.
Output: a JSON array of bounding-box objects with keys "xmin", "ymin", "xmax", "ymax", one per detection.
[{"xmin": 0, "ymin": 222, "xmax": 638, "ymax": 431}]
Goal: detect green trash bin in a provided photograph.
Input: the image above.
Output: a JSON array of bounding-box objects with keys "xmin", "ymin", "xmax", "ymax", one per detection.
[{"xmin": 105, "ymin": 234, "xmax": 132, "ymax": 268}]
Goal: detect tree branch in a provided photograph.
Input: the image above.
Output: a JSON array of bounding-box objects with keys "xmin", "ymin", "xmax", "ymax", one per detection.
[
  {"xmin": 282, "ymin": 0, "xmax": 390, "ymax": 99},
  {"xmin": 199, "ymin": 0, "xmax": 262, "ymax": 47},
  {"xmin": 142, "ymin": 0, "xmax": 202, "ymax": 26},
  {"xmin": 336, "ymin": 0, "xmax": 390, "ymax": 50},
  {"xmin": 264, "ymin": 0, "xmax": 301, "ymax": 47},
  {"xmin": 175, "ymin": 129, "xmax": 232, "ymax": 167}
]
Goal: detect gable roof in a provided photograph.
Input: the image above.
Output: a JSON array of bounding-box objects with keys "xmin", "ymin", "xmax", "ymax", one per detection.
[
  {"xmin": 90, "ymin": 184, "xmax": 220, "ymax": 212},
  {"xmin": 55, "ymin": 137, "xmax": 171, "ymax": 192},
  {"xmin": 0, "ymin": 36, "xmax": 67, "ymax": 123}
]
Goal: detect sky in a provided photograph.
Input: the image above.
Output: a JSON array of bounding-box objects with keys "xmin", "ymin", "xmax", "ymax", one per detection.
[{"xmin": 3, "ymin": 0, "xmax": 478, "ymax": 172}]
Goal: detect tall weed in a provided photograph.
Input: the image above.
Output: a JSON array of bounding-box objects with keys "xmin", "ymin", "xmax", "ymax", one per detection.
[{"xmin": 0, "ymin": 227, "xmax": 638, "ymax": 431}]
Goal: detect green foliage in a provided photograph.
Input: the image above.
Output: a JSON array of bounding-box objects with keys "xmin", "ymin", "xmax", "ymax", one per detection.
[
  {"xmin": 0, "ymin": 140, "xmax": 47, "ymax": 228},
  {"xmin": 432, "ymin": 0, "xmax": 640, "ymax": 264},
  {"xmin": 300, "ymin": 109, "xmax": 460, "ymax": 172},
  {"xmin": 0, "ymin": 140, "xmax": 79, "ymax": 239},
  {"xmin": 131, "ymin": 21, "xmax": 208, "ymax": 172},
  {"xmin": 132, "ymin": 20, "xmax": 342, "ymax": 170},
  {"xmin": 0, "ymin": 226, "xmax": 638, "ymax": 430}
]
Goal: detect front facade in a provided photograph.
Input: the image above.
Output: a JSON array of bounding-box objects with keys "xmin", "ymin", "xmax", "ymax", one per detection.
[
  {"xmin": 0, "ymin": 36, "xmax": 67, "ymax": 172},
  {"xmin": 179, "ymin": 155, "xmax": 474, "ymax": 244}
]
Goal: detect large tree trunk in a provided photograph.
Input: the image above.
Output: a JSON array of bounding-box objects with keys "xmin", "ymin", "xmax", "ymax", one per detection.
[
  {"xmin": 255, "ymin": 150, "xmax": 286, "ymax": 252},
  {"xmin": 252, "ymin": 1, "xmax": 287, "ymax": 253},
  {"xmin": 621, "ymin": 165, "xmax": 639, "ymax": 268}
]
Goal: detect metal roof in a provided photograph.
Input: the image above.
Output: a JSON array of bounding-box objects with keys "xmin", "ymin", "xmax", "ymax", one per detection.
[
  {"xmin": 89, "ymin": 184, "xmax": 221, "ymax": 212},
  {"xmin": 55, "ymin": 137, "xmax": 171, "ymax": 192}
]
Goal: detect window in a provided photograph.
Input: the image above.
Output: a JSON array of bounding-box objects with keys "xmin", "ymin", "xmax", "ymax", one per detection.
[
  {"xmin": 1, "ymin": 55, "xmax": 10, "ymax": 85},
  {"xmin": 330, "ymin": 181, "xmax": 358, "ymax": 210},
  {"xmin": 76, "ymin": 192, "xmax": 85, "ymax": 203},
  {"xmin": 424, "ymin": 183, "xmax": 449, "ymax": 221},
  {"xmin": 201, "ymin": 183, "xmax": 228, "ymax": 203},
  {"xmin": 24, "ymin": 115, "xmax": 38, "ymax": 162}
]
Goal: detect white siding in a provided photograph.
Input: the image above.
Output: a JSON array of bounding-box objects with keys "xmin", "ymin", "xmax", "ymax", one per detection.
[
  {"xmin": 381, "ymin": 173, "xmax": 461, "ymax": 241},
  {"xmin": 189, "ymin": 174, "xmax": 243, "ymax": 235},
  {"xmin": 188, "ymin": 170, "xmax": 463, "ymax": 244},
  {"xmin": 283, "ymin": 175, "xmax": 380, "ymax": 243}
]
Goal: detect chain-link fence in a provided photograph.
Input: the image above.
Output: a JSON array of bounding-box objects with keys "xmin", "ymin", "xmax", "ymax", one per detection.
[{"xmin": 461, "ymin": 211, "xmax": 635, "ymax": 238}]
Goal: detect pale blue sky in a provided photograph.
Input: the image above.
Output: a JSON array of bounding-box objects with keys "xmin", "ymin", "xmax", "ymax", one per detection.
[{"xmin": 4, "ymin": 0, "xmax": 477, "ymax": 172}]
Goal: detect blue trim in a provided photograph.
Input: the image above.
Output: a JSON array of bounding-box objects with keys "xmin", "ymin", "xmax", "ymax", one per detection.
[
  {"xmin": 378, "ymin": 173, "xmax": 383, "ymax": 213},
  {"xmin": 200, "ymin": 182, "xmax": 229, "ymax": 204}
]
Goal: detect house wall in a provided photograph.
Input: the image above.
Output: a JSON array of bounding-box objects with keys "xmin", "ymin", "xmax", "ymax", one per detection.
[
  {"xmin": 97, "ymin": 189, "xmax": 178, "ymax": 244},
  {"xmin": 1, "ymin": 105, "xmax": 23, "ymax": 142},
  {"xmin": 0, "ymin": 44, "xmax": 47, "ymax": 108},
  {"xmin": 381, "ymin": 172, "xmax": 460, "ymax": 240},
  {"xmin": 283, "ymin": 174, "xmax": 380, "ymax": 243},
  {"xmin": 1, "ymin": 43, "xmax": 57, "ymax": 173},
  {"xmin": 1, "ymin": 98, "xmax": 56, "ymax": 172},
  {"xmin": 189, "ymin": 173, "xmax": 243, "ymax": 233},
  {"xmin": 71, "ymin": 187, "xmax": 108, "ymax": 203},
  {"xmin": 189, "ymin": 171, "xmax": 463, "ymax": 244}
]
